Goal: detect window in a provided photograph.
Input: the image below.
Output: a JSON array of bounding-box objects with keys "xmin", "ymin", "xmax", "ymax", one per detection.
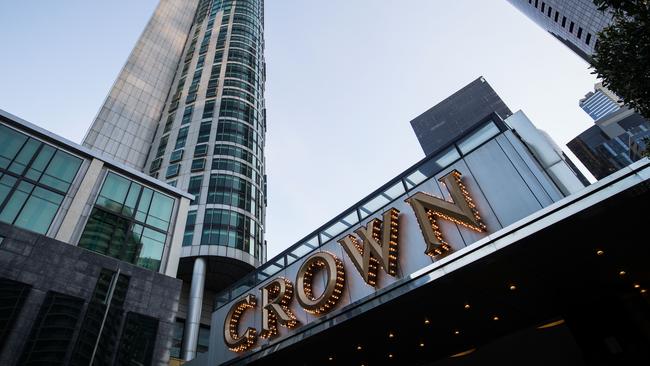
[
  {"xmin": 78, "ymin": 172, "xmax": 174, "ymax": 271},
  {"xmin": 201, "ymin": 208, "xmax": 255, "ymax": 252},
  {"xmin": 175, "ymin": 127, "xmax": 190, "ymax": 150},
  {"xmin": 183, "ymin": 211, "xmax": 197, "ymax": 246},
  {"xmin": 166, "ymin": 164, "xmax": 180, "ymax": 178},
  {"xmin": 0, "ymin": 125, "xmax": 82, "ymax": 234},
  {"xmin": 115, "ymin": 313, "xmax": 159, "ymax": 366},
  {"xmin": 562, "ymin": 16, "xmax": 567, "ymax": 28},
  {"xmin": 0, "ymin": 278, "xmax": 31, "ymax": 350},
  {"xmin": 586, "ymin": 33, "xmax": 592, "ymax": 45},
  {"xmin": 215, "ymin": 120, "xmax": 256, "ymax": 150},
  {"xmin": 207, "ymin": 174, "xmax": 256, "ymax": 214},
  {"xmin": 577, "ymin": 27, "xmax": 583, "ymax": 39},
  {"xmin": 181, "ymin": 106, "xmax": 193, "ymax": 125},
  {"xmin": 19, "ymin": 292, "xmax": 84, "ymax": 365},
  {"xmin": 212, "ymin": 158, "xmax": 254, "ymax": 179},
  {"xmin": 187, "ymin": 176, "xmax": 202, "ymax": 205},
  {"xmin": 570, "ymin": 21, "xmax": 575, "ymax": 33},
  {"xmin": 170, "ymin": 149, "xmax": 184, "ymax": 163},
  {"xmin": 149, "ymin": 157, "xmax": 162, "ymax": 173},
  {"xmin": 191, "ymin": 158, "xmax": 206, "ymax": 172},
  {"xmin": 194, "ymin": 144, "xmax": 209, "ymax": 157},
  {"xmin": 203, "ymin": 100, "xmax": 217, "ymax": 119},
  {"xmin": 457, "ymin": 121, "xmax": 500, "ymax": 154},
  {"xmin": 554, "ymin": 11, "xmax": 559, "ymax": 22},
  {"xmin": 197, "ymin": 122, "xmax": 212, "ymax": 143},
  {"xmin": 163, "ymin": 113, "xmax": 175, "ymax": 133}
]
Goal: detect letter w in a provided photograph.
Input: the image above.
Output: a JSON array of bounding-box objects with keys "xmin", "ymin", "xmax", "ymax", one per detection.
[{"xmin": 338, "ymin": 208, "xmax": 399, "ymax": 287}]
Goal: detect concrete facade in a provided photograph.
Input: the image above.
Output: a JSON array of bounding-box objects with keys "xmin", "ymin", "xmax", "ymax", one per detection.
[{"xmin": 0, "ymin": 223, "xmax": 182, "ymax": 366}]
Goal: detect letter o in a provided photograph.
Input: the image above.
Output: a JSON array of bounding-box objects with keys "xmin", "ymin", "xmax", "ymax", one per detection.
[{"xmin": 296, "ymin": 251, "xmax": 345, "ymax": 315}]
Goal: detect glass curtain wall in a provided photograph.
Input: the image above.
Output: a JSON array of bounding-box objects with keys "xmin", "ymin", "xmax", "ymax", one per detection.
[
  {"xmin": 147, "ymin": 0, "xmax": 266, "ymax": 260},
  {"xmin": 0, "ymin": 124, "xmax": 82, "ymax": 235},
  {"xmin": 78, "ymin": 172, "xmax": 175, "ymax": 271}
]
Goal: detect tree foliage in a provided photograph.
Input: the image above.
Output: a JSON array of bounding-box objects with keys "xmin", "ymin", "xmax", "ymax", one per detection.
[{"xmin": 590, "ymin": 0, "xmax": 650, "ymax": 119}]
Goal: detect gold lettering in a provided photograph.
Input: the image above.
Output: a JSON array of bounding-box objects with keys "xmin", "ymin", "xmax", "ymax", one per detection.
[
  {"xmin": 338, "ymin": 208, "xmax": 400, "ymax": 287},
  {"xmin": 223, "ymin": 294, "xmax": 257, "ymax": 352},
  {"xmin": 296, "ymin": 252, "xmax": 345, "ymax": 315},
  {"xmin": 260, "ymin": 277, "xmax": 299, "ymax": 339},
  {"xmin": 406, "ymin": 170, "xmax": 486, "ymax": 257}
]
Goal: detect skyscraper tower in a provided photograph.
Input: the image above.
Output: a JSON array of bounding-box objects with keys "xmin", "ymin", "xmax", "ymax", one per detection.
[
  {"xmin": 83, "ymin": 0, "xmax": 267, "ymax": 362},
  {"xmin": 579, "ymin": 83, "xmax": 623, "ymax": 121},
  {"xmin": 505, "ymin": 0, "xmax": 612, "ymax": 61}
]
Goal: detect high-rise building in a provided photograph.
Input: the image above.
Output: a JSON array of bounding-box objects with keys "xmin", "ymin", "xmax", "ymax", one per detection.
[
  {"xmin": 568, "ymin": 108, "xmax": 650, "ymax": 179},
  {"xmin": 505, "ymin": 0, "xmax": 612, "ymax": 61},
  {"xmin": 410, "ymin": 77, "xmax": 513, "ymax": 156},
  {"xmin": 579, "ymin": 83, "xmax": 623, "ymax": 121},
  {"xmin": 82, "ymin": 0, "xmax": 268, "ymax": 362}
]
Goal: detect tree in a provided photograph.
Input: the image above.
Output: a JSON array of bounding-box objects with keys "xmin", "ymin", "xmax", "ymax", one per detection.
[{"xmin": 590, "ymin": 0, "xmax": 650, "ymax": 119}]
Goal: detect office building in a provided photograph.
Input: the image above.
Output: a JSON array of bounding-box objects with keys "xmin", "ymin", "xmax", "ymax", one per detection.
[
  {"xmin": 0, "ymin": 109, "xmax": 192, "ymax": 365},
  {"xmin": 579, "ymin": 83, "xmax": 623, "ymax": 121},
  {"xmin": 411, "ymin": 77, "xmax": 513, "ymax": 156},
  {"xmin": 179, "ymin": 80, "xmax": 650, "ymax": 366},
  {"xmin": 505, "ymin": 0, "xmax": 612, "ymax": 61},
  {"xmin": 83, "ymin": 0, "xmax": 268, "ymax": 362},
  {"xmin": 568, "ymin": 108, "xmax": 650, "ymax": 179}
]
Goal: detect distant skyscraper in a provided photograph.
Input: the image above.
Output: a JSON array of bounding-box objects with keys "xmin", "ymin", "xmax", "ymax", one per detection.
[
  {"xmin": 568, "ymin": 108, "xmax": 650, "ymax": 179},
  {"xmin": 506, "ymin": 0, "xmax": 612, "ymax": 61},
  {"xmin": 410, "ymin": 77, "xmax": 512, "ymax": 156},
  {"xmin": 82, "ymin": 0, "xmax": 268, "ymax": 362},
  {"xmin": 579, "ymin": 83, "xmax": 623, "ymax": 120}
]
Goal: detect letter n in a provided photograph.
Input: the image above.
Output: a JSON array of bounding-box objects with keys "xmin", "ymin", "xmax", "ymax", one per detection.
[
  {"xmin": 338, "ymin": 208, "xmax": 400, "ymax": 287},
  {"xmin": 405, "ymin": 170, "xmax": 486, "ymax": 257}
]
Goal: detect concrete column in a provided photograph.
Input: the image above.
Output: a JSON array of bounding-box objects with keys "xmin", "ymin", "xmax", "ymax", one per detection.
[
  {"xmin": 55, "ymin": 158, "xmax": 104, "ymax": 243},
  {"xmin": 182, "ymin": 257, "xmax": 207, "ymax": 361}
]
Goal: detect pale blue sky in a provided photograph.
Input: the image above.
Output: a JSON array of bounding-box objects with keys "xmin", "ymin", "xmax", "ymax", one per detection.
[{"xmin": 0, "ymin": 0, "xmax": 597, "ymax": 257}]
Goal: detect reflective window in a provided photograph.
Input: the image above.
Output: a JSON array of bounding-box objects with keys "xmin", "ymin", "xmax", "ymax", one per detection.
[
  {"xmin": 320, "ymin": 210, "xmax": 359, "ymax": 243},
  {"xmin": 116, "ymin": 313, "xmax": 159, "ymax": 366},
  {"xmin": 457, "ymin": 121, "xmax": 500, "ymax": 154},
  {"xmin": 169, "ymin": 149, "xmax": 184, "ymax": 163},
  {"xmin": 404, "ymin": 147, "xmax": 460, "ymax": 190},
  {"xmin": 166, "ymin": 163, "xmax": 180, "ymax": 179},
  {"xmin": 79, "ymin": 172, "xmax": 174, "ymax": 271},
  {"xmin": 183, "ymin": 211, "xmax": 197, "ymax": 246},
  {"xmin": 187, "ymin": 176, "xmax": 203, "ymax": 205},
  {"xmin": 19, "ymin": 292, "xmax": 84, "ymax": 365},
  {"xmin": 201, "ymin": 208, "xmax": 256, "ymax": 253},
  {"xmin": 0, "ymin": 125, "xmax": 82, "ymax": 234},
  {"xmin": 358, "ymin": 181, "xmax": 405, "ymax": 219}
]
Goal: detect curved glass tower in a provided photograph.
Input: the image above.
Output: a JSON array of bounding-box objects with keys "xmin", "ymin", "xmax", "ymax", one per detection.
[{"xmin": 144, "ymin": 0, "xmax": 267, "ymax": 361}]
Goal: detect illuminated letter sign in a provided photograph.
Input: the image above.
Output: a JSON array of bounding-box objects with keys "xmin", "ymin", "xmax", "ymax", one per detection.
[
  {"xmin": 338, "ymin": 208, "xmax": 400, "ymax": 286},
  {"xmin": 296, "ymin": 252, "xmax": 345, "ymax": 315},
  {"xmin": 223, "ymin": 294, "xmax": 258, "ymax": 352},
  {"xmin": 406, "ymin": 170, "xmax": 486, "ymax": 257},
  {"xmin": 260, "ymin": 277, "xmax": 299, "ymax": 339}
]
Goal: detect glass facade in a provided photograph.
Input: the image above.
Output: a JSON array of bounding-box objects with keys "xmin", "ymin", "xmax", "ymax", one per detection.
[
  {"xmin": 506, "ymin": 0, "xmax": 612, "ymax": 61},
  {"xmin": 146, "ymin": 0, "xmax": 266, "ymax": 260},
  {"xmin": 78, "ymin": 172, "xmax": 175, "ymax": 271},
  {"xmin": 0, "ymin": 124, "xmax": 82, "ymax": 235}
]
